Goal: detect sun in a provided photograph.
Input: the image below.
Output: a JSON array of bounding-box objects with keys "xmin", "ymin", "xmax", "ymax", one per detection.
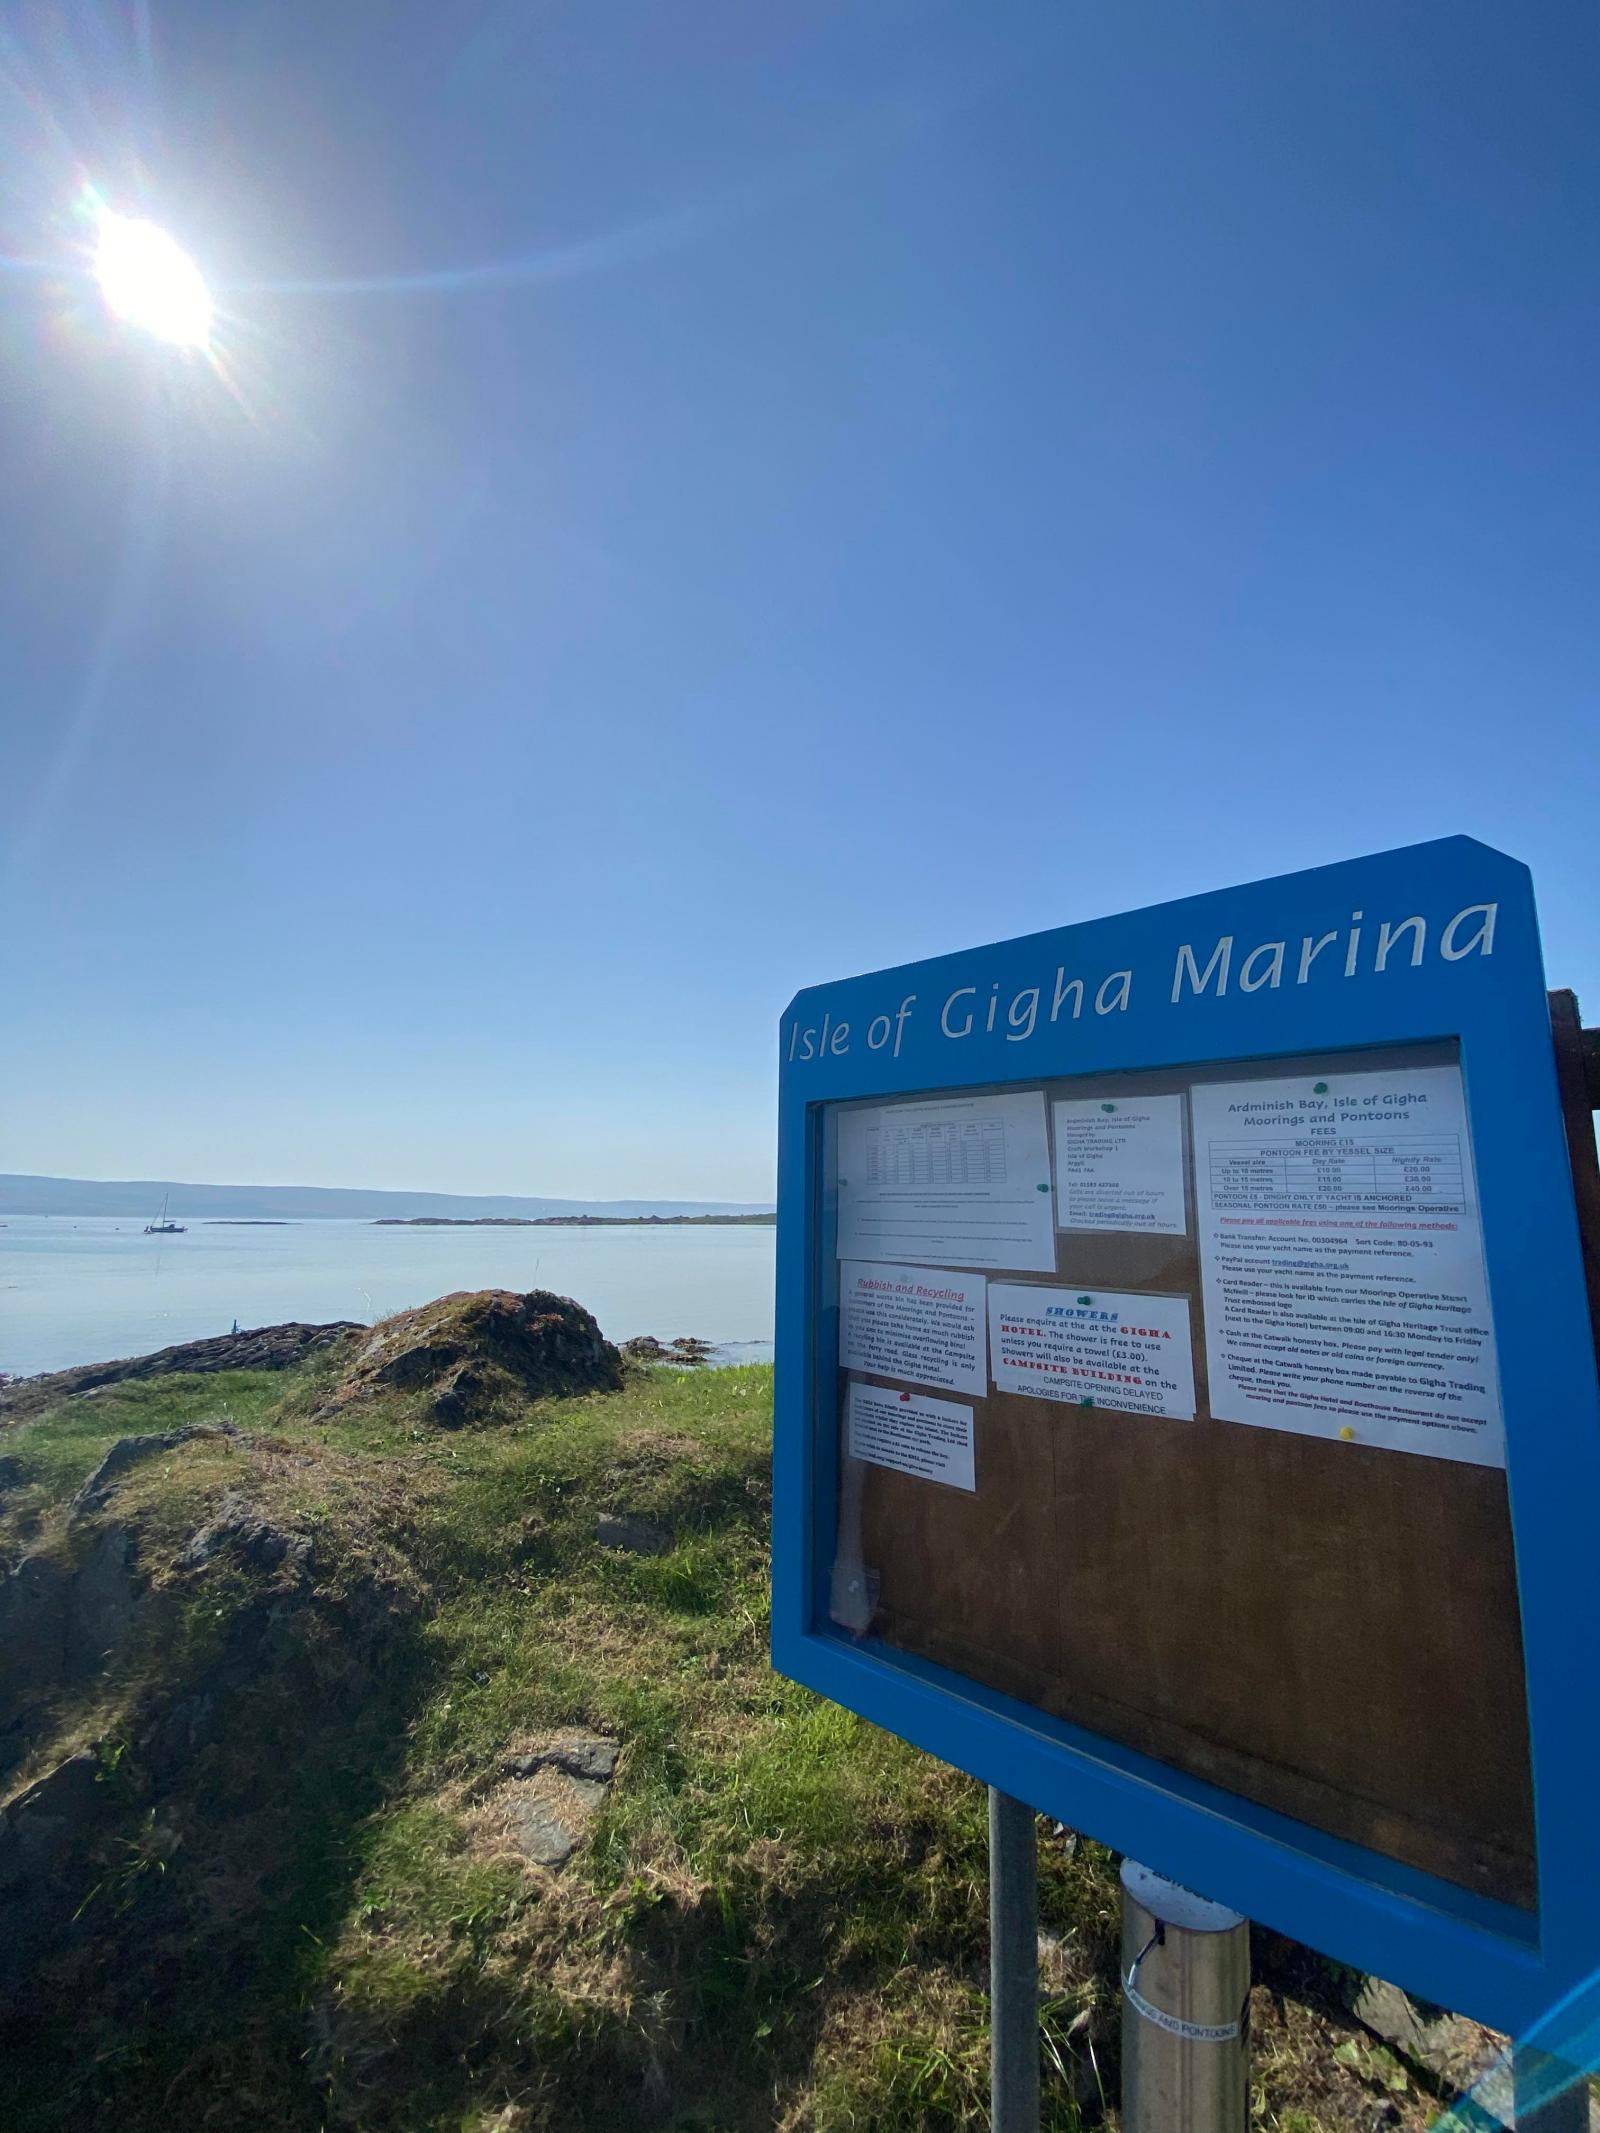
[{"xmin": 92, "ymin": 201, "xmax": 212, "ymax": 351}]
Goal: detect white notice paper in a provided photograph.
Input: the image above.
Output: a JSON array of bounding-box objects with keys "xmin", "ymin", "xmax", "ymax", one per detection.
[
  {"xmin": 841, "ymin": 1262, "xmax": 987, "ymax": 1397},
  {"xmin": 847, "ymin": 1381, "xmax": 976, "ymax": 1491},
  {"xmin": 1191, "ymin": 1066, "xmax": 1504, "ymax": 1466},
  {"xmin": 836, "ymin": 1091, "xmax": 1055, "ymax": 1272},
  {"xmin": 989, "ymin": 1284, "xmax": 1196, "ymax": 1418},
  {"xmin": 1053, "ymin": 1095, "xmax": 1187, "ymax": 1235}
]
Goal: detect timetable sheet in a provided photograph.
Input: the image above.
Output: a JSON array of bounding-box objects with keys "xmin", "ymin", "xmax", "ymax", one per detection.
[{"xmin": 836, "ymin": 1091, "xmax": 1056, "ymax": 1272}]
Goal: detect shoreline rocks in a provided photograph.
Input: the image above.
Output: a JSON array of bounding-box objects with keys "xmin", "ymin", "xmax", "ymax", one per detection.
[{"xmin": 0, "ymin": 1323, "xmax": 361, "ymax": 1422}]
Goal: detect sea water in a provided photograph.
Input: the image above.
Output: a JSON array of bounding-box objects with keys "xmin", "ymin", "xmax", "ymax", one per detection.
[{"xmin": 0, "ymin": 1216, "xmax": 777, "ymax": 1379}]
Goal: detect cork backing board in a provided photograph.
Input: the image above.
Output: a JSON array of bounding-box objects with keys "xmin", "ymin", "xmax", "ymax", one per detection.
[{"xmin": 825, "ymin": 1043, "xmax": 1536, "ymax": 1910}]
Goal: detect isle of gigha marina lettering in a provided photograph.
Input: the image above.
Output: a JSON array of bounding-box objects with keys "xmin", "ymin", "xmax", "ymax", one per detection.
[{"xmin": 786, "ymin": 900, "xmax": 1498, "ymax": 1062}]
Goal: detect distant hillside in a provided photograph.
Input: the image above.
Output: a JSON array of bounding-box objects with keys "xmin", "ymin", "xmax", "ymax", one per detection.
[
  {"xmin": 373, "ymin": 1212, "xmax": 776, "ymax": 1228},
  {"xmin": 0, "ymin": 1173, "xmax": 773, "ymax": 1223}
]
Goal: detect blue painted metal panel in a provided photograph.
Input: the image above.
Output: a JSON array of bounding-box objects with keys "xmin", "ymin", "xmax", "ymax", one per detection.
[{"xmin": 772, "ymin": 837, "xmax": 1600, "ymax": 2036}]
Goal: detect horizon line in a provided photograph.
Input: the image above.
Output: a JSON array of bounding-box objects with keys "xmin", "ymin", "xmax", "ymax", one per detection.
[{"xmin": 1, "ymin": 1169, "xmax": 775, "ymax": 1210}]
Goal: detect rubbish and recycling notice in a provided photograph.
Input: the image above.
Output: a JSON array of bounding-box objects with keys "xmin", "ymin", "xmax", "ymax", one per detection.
[{"xmin": 840, "ymin": 1262, "xmax": 987, "ymax": 1397}]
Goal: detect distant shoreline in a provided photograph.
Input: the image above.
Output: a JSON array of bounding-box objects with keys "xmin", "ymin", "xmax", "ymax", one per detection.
[
  {"xmin": 373, "ymin": 1213, "xmax": 776, "ymax": 1229},
  {"xmin": 2, "ymin": 1174, "xmax": 772, "ymax": 1224}
]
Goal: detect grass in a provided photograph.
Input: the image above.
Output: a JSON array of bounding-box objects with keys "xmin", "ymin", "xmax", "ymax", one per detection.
[
  {"xmin": 0, "ymin": 1353, "xmax": 1491, "ymax": 2130},
  {"xmin": 0, "ymin": 1367, "xmax": 289, "ymax": 1506}
]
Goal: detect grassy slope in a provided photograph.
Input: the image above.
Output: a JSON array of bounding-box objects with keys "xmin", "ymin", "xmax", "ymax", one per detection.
[{"xmin": 0, "ymin": 1359, "xmax": 1468, "ymax": 2132}]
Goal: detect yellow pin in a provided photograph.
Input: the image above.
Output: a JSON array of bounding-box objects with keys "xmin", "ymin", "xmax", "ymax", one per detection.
[{"xmin": 1339, "ymin": 1426, "xmax": 1355, "ymax": 1441}]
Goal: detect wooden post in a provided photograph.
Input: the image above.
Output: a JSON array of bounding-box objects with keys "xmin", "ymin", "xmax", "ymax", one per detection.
[{"xmin": 1120, "ymin": 1862, "xmax": 1249, "ymax": 2133}]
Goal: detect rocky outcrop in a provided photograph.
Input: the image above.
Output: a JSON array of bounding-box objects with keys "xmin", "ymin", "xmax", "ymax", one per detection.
[
  {"xmin": 0, "ymin": 1321, "xmax": 360, "ymax": 1421},
  {"xmin": 0, "ymin": 1529, "xmax": 145, "ymax": 1766},
  {"xmin": 73, "ymin": 1424, "xmax": 243, "ymax": 1517},
  {"xmin": 0, "ymin": 1469, "xmax": 416, "ymax": 2031},
  {"xmin": 620, "ymin": 1334, "xmax": 714, "ymax": 1368},
  {"xmin": 325, "ymin": 1289, "xmax": 623, "ymax": 1428},
  {"xmin": 177, "ymin": 1488, "xmax": 312, "ymax": 1580},
  {"xmin": 0, "ymin": 1431, "xmax": 270, "ymax": 1774},
  {"xmin": 0, "ymin": 1754, "xmax": 113, "ymax": 1904}
]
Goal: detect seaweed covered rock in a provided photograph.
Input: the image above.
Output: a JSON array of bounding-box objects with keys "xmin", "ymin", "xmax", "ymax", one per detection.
[
  {"xmin": 328, "ymin": 1289, "xmax": 623, "ymax": 1427},
  {"xmin": 619, "ymin": 1333, "xmax": 714, "ymax": 1368}
]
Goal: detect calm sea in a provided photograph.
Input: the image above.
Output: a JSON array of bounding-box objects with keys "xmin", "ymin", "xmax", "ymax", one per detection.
[{"xmin": 0, "ymin": 1216, "xmax": 776, "ymax": 1380}]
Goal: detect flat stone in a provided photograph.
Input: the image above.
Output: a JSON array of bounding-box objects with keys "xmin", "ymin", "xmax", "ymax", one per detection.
[
  {"xmin": 502, "ymin": 1731, "xmax": 620, "ymax": 1784},
  {"xmin": 503, "ymin": 1793, "xmax": 581, "ymax": 1869},
  {"xmin": 553, "ymin": 1732, "xmax": 620, "ymax": 1781},
  {"xmin": 595, "ymin": 1513, "xmax": 670, "ymax": 1556},
  {"xmin": 495, "ymin": 1764, "xmax": 605, "ymax": 1869},
  {"xmin": 1346, "ymin": 1978, "xmax": 1592, "ymax": 2124},
  {"xmin": 490, "ymin": 1732, "xmax": 620, "ymax": 1870},
  {"xmin": 1353, "ymin": 1978, "xmax": 1487, "ymax": 2085}
]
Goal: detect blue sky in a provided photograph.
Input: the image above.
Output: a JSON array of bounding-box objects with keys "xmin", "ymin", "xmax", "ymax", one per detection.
[{"xmin": 3, "ymin": 1, "xmax": 1596, "ymax": 1203}]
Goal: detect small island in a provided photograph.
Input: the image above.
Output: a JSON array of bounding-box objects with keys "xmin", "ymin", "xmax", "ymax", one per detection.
[{"xmin": 373, "ymin": 1213, "xmax": 775, "ymax": 1228}]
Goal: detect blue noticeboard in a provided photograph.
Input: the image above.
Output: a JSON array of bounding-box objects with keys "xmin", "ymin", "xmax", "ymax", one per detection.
[{"xmin": 771, "ymin": 838, "xmax": 1600, "ymax": 2037}]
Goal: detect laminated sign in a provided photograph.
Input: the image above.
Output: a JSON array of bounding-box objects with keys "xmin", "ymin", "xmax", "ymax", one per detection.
[{"xmin": 772, "ymin": 839, "xmax": 1600, "ymax": 2041}]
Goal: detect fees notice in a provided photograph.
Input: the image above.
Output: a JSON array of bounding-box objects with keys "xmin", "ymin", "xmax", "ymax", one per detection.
[{"xmin": 1191, "ymin": 1066, "xmax": 1504, "ymax": 1466}]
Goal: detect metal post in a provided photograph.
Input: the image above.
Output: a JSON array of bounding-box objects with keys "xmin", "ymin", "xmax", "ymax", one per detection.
[
  {"xmin": 1514, "ymin": 2047, "xmax": 1589, "ymax": 2131},
  {"xmin": 1120, "ymin": 1860, "xmax": 1249, "ymax": 2133},
  {"xmin": 989, "ymin": 1787, "xmax": 1040, "ymax": 2132}
]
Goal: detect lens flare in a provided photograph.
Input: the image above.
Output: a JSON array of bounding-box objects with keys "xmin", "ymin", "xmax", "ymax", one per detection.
[{"xmin": 92, "ymin": 202, "xmax": 211, "ymax": 349}]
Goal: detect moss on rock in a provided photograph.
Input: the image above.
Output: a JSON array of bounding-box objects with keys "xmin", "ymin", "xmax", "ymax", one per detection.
[{"xmin": 327, "ymin": 1290, "xmax": 623, "ymax": 1428}]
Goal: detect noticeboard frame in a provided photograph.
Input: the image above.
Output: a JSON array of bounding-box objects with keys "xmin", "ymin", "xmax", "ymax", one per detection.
[{"xmin": 771, "ymin": 838, "xmax": 1600, "ymax": 2037}]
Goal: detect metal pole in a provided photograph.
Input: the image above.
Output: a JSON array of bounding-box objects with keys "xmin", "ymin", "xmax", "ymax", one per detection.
[
  {"xmin": 1120, "ymin": 1860, "xmax": 1249, "ymax": 2133},
  {"xmin": 989, "ymin": 1787, "xmax": 1040, "ymax": 2132},
  {"xmin": 1513, "ymin": 2047, "xmax": 1589, "ymax": 2131}
]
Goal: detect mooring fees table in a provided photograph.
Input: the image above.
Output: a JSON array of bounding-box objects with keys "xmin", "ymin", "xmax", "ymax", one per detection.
[{"xmin": 1206, "ymin": 1133, "xmax": 1466, "ymax": 1212}]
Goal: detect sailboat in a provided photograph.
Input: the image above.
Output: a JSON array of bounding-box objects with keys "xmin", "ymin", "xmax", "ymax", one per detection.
[{"xmin": 144, "ymin": 1194, "xmax": 186, "ymax": 1236}]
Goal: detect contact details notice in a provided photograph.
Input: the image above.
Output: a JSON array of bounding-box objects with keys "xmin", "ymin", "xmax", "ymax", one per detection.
[{"xmin": 1191, "ymin": 1066, "xmax": 1504, "ymax": 1466}]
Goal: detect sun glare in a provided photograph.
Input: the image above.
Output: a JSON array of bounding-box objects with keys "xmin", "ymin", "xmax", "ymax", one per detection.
[{"xmin": 93, "ymin": 202, "xmax": 212, "ymax": 350}]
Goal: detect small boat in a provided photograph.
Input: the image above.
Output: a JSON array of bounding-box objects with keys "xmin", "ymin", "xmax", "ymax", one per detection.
[{"xmin": 144, "ymin": 1194, "xmax": 186, "ymax": 1236}]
